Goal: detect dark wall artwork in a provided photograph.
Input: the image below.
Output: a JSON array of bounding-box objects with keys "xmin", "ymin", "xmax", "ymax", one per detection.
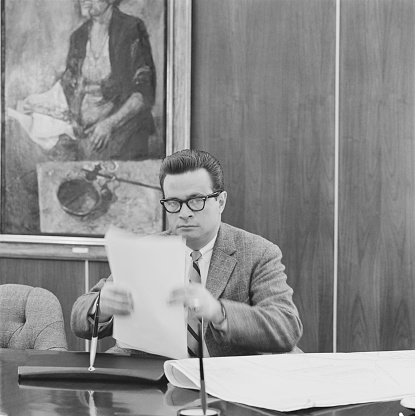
[{"xmin": 1, "ymin": 0, "xmax": 166, "ymax": 237}]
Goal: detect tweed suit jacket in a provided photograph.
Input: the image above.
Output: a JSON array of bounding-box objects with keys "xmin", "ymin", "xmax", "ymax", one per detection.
[{"xmin": 71, "ymin": 223, "xmax": 302, "ymax": 357}]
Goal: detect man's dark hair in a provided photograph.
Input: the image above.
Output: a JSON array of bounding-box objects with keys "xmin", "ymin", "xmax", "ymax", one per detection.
[{"xmin": 159, "ymin": 149, "xmax": 224, "ymax": 193}]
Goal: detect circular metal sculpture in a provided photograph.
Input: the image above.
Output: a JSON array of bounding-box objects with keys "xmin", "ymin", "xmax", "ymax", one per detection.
[{"xmin": 57, "ymin": 179, "xmax": 102, "ymax": 216}]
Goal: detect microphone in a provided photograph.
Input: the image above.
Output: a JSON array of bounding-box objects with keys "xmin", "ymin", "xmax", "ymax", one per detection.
[
  {"xmin": 198, "ymin": 322, "xmax": 207, "ymax": 414},
  {"xmin": 88, "ymin": 292, "xmax": 101, "ymax": 372},
  {"xmin": 177, "ymin": 320, "xmax": 220, "ymax": 416}
]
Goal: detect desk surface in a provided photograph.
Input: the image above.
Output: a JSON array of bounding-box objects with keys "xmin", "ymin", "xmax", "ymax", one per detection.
[{"xmin": 0, "ymin": 349, "xmax": 412, "ymax": 416}]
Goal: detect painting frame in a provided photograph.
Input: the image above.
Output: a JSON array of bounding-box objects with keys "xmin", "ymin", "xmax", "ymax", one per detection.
[{"xmin": 0, "ymin": 0, "xmax": 191, "ymax": 259}]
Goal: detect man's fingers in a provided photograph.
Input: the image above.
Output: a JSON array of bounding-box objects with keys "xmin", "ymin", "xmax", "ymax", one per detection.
[
  {"xmin": 100, "ymin": 284, "xmax": 134, "ymax": 316},
  {"xmin": 100, "ymin": 298, "xmax": 133, "ymax": 316},
  {"xmin": 168, "ymin": 288, "xmax": 186, "ymax": 304}
]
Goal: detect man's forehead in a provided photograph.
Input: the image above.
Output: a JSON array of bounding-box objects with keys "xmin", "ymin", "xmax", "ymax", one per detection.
[
  {"xmin": 164, "ymin": 169, "xmax": 212, "ymax": 187},
  {"xmin": 163, "ymin": 170, "xmax": 213, "ymax": 197}
]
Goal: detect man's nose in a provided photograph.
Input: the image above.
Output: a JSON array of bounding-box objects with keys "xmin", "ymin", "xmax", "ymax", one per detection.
[{"xmin": 178, "ymin": 203, "xmax": 194, "ymax": 218}]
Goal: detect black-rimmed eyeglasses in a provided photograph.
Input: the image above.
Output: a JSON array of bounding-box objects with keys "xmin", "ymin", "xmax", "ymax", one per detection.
[{"xmin": 160, "ymin": 191, "xmax": 221, "ymax": 213}]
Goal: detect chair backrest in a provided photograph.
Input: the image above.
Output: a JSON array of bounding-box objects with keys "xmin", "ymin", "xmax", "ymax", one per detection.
[{"xmin": 0, "ymin": 284, "xmax": 68, "ymax": 350}]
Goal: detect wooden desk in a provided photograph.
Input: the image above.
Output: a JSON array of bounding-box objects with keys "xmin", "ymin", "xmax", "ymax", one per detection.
[{"xmin": 0, "ymin": 349, "xmax": 412, "ymax": 416}]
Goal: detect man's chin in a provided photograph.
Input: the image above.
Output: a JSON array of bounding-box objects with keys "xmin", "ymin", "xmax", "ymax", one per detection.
[
  {"xmin": 175, "ymin": 226, "xmax": 198, "ymax": 234},
  {"xmin": 175, "ymin": 228, "xmax": 200, "ymax": 248}
]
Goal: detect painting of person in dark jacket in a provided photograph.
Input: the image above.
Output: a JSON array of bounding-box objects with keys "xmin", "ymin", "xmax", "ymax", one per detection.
[
  {"xmin": 2, "ymin": 0, "xmax": 166, "ymax": 235},
  {"xmin": 61, "ymin": 0, "xmax": 157, "ymax": 161}
]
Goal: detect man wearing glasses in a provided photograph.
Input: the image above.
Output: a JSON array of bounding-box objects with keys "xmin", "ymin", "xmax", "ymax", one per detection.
[{"xmin": 71, "ymin": 149, "xmax": 302, "ymax": 356}]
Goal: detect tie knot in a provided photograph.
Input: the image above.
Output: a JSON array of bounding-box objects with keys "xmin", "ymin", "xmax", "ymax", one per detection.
[{"xmin": 191, "ymin": 250, "xmax": 202, "ymax": 262}]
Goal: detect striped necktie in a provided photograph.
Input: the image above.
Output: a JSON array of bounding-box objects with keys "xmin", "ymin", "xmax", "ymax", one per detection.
[{"xmin": 187, "ymin": 250, "xmax": 202, "ymax": 357}]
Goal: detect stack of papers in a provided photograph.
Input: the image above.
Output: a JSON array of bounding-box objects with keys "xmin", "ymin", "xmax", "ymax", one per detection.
[
  {"xmin": 164, "ymin": 350, "xmax": 415, "ymax": 412},
  {"xmin": 105, "ymin": 226, "xmax": 188, "ymax": 359}
]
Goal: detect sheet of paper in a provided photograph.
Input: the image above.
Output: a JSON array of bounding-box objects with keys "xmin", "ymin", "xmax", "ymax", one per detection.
[
  {"xmin": 164, "ymin": 350, "xmax": 415, "ymax": 412},
  {"xmin": 105, "ymin": 226, "xmax": 188, "ymax": 359}
]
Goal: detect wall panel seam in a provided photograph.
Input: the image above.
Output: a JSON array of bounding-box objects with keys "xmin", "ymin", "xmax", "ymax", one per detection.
[{"xmin": 333, "ymin": 0, "xmax": 340, "ymax": 353}]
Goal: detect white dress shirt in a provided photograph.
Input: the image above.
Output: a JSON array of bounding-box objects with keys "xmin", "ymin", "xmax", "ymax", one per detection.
[{"xmin": 185, "ymin": 235, "xmax": 217, "ymax": 286}]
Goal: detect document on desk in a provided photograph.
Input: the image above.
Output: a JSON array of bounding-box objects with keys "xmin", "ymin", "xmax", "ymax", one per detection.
[
  {"xmin": 105, "ymin": 226, "xmax": 188, "ymax": 359},
  {"xmin": 164, "ymin": 350, "xmax": 415, "ymax": 412}
]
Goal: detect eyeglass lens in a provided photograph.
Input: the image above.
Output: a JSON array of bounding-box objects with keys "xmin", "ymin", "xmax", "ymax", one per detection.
[
  {"xmin": 163, "ymin": 197, "xmax": 205, "ymax": 213},
  {"xmin": 161, "ymin": 192, "xmax": 220, "ymax": 213}
]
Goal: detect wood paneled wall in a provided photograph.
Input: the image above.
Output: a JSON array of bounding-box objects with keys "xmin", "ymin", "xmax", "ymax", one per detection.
[
  {"xmin": 192, "ymin": 0, "xmax": 415, "ymax": 352},
  {"xmin": 1, "ymin": 0, "xmax": 414, "ymax": 354},
  {"xmin": 192, "ymin": 0, "xmax": 336, "ymax": 353},
  {"xmin": 338, "ymin": 0, "xmax": 415, "ymax": 351},
  {"xmin": 0, "ymin": 258, "xmax": 85, "ymax": 351},
  {"xmin": 0, "ymin": 258, "xmax": 114, "ymax": 352}
]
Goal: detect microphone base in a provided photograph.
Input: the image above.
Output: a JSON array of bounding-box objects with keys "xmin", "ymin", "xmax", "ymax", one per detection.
[{"xmin": 177, "ymin": 407, "xmax": 221, "ymax": 415}]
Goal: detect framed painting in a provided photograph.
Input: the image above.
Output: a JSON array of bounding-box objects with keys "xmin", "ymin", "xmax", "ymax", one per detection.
[{"xmin": 0, "ymin": 0, "xmax": 191, "ymax": 258}]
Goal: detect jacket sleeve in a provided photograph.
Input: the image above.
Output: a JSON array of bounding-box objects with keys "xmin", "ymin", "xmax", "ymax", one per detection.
[
  {"xmin": 211, "ymin": 244, "xmax": 303, "ymax": 353},
  {"xmin": 70, "ymin": 276, "xmax": 114, "ymax": 340},
  {"xmin": 105, "ymin": 15, "xmax": 156, "ymax": 108},
  {"xmin": 129, "ymin": 19, "xmax": 156, "ymax": 107}
]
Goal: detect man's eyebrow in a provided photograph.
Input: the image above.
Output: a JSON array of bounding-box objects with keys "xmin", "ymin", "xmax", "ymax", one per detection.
[
  {"xmin": 166, "ymin": 192, "xmax": 204, "ymax": 200},
  {"xmin": 187, "ymin": 193, "xmax": 205, "ymax": 198}
]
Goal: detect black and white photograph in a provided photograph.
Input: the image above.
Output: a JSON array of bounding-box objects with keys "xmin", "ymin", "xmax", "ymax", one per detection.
[{"xmin": 0, "ymin": 1, "xmax": 414, "ymax": 415}]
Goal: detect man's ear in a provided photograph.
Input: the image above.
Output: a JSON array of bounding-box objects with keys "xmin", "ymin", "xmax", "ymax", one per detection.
[{"xmin": 218, "ymin": 191, "xmax": 227, "ymax": 214}]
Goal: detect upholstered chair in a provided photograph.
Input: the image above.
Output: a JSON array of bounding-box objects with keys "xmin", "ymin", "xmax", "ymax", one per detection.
[{"xmin": 0, "ymin": 284, "xmax": 68, "ymax": 350}]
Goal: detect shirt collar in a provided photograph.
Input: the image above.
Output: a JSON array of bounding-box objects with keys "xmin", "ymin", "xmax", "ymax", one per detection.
[{"xmin": 185, "ymin": 234, "xmax": 217, "ymax": 260}]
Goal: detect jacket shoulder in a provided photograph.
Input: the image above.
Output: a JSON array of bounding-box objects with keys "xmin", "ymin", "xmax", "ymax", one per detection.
[
  {"xmin": 70, "ymin": 20, "xmax": 90, "ymax": 42},
  {"xmin": 220, "ymin": 222, "xmax": 275, "ymax": 246},
  {"xmin": 111, "ymin": 8, "xmax": 148, "ymax": 35},
  {"xmin": 217, "ymin": 223, "xmax": 281, "ymax": 259}
]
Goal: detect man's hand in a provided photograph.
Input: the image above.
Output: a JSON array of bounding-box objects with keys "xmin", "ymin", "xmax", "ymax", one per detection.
[
  {"xmin": 99, "ymin": 281, "xmax": 134, "ymax": 322},
  {"xmin": 168, "ymin": 283, "xmax": 223, "ymax": 324}
]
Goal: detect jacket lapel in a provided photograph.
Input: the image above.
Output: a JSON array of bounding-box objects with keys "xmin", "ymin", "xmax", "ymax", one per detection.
[
  {"xmin": 161, "ymin": 224, "xmax": 237, "ymax": 298},
  {"xmin": 206, "ymin": 224, "xmax": 237, "ymax": 299}
]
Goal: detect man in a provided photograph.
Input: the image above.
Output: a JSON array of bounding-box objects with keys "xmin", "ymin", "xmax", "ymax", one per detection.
[{"xmin": 71, "ymin": 149, "xmax": 303, "ymax": 356}]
